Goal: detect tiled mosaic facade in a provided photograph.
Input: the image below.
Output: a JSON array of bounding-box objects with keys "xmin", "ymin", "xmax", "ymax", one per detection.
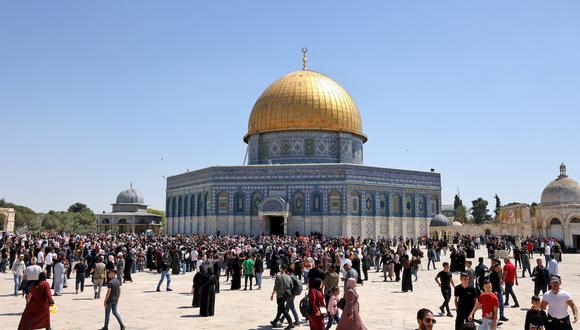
[
  {"xmin": 247, "ymin": 131, "xmax": 363, "ymax": 165},
  {"xmin": 166, "ymin": 164, "xmax": 441, "ymax": 238}
]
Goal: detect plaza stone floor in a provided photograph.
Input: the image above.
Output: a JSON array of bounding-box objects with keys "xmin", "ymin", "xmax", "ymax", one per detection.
[{"xmin": 1, "ymin": 247, "xmax": 579, "ymax": 330}]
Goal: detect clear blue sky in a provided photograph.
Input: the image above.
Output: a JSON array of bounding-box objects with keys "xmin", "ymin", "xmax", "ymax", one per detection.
[{"xmin": 1, "ymin": 1, "xmax": 579, "ymax": 213}]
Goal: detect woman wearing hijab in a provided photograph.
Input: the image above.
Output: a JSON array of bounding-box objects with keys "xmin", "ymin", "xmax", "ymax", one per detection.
[
  {"xmin": 124, "ymin": 250, "xmax": 133, "ymax": 282},
  {"xmin": 18, "ymin": 272, "xmax": 54, "ymax": 330},
  {"xmin": 401, "ymin": 256, "xmax": 413, "ymax": 292},
  {"xmin": 192, "ymin": 265, "xmax": 206, "ymax": 307},
  {"xmin": 199, "ymin": 264, "xmax": 217, "ymax": 317},
  {"xmin": 116, "ymin": 253, "xmax": 125, "ymax": 285},
  {"xmin": 308, "ymin": 277, "xmax": 326, "ymax": 330},
  {"xmin": 230, "ymin": 255, "xmax": 242, "ymax": 290},
  {"xmin": 336, "ymin": 278, "xmax": 367, "ymax": 330}
]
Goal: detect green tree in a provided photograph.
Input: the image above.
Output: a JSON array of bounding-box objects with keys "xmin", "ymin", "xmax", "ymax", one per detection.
[
  {"xmin": 147, "ymin": 208, "xmax": 166, "ymax": 234},
  {"xmin": 471, "ymin": 198, "xmax": 492, "ymax": 224},
  {"xmin": 453, "ymin": 194, "xmax": 464, "ymax": 211},
  {"xmin": 0, "ymin": 198, "xmax": 41, "ymax": 231},
  {"xmin": 0, "ymin": 213, "xmax": 5, "ymax": 229},
  {"xmin": 68, "ymin": 202, "xmax": 90, "ymax": 213},
  {"xmin": 493, "ymin": 194, "xmax": 501, "ymax": 218},
  {"xmin": 454, "ymin": 205, "xmax": 467, "ymax": 224},
  {"xmin": 530, "ymin": 201, "xmax": 539, "ymax": 217}
]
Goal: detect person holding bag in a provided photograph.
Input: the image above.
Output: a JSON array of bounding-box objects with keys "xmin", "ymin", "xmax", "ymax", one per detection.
[
  {"xmin": 336, "ymin": 278, "xmax": 367, "ymax": 330},
  {"xmin": 308, "ymin": 278, "xmax": 325, "ymax": 330}
]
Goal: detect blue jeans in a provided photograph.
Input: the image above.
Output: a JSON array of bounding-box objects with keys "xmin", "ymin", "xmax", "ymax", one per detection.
[
  {"xmin": 157, "ymin": 271, "xmax": 171, "ymax": 290},
  {"xmin": 104, "ymin": 301, "xmax": 124, "ymax": 328},
  {"xmin": 325, "ymin": 314, "xmax": 340, "ymax": 330},
  {"xmin": 13, "ymin": 273, "xmax": 22, "ymax": 295},
  {"xmin": 285, "ymin": 296, "xmax": 300, "ymax": 323},
  {"xmin": 255, "ymin": 272, "xmax": 262, "ymax": 288},
  {"xmin": 495, "ymin": 289, "xmax": 505, "ymax": 318}
]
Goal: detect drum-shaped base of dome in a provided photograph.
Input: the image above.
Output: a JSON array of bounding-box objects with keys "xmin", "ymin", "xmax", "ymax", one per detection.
[{"xmin": 247, "ymin": 131, "xmax": 363, "ymax": 165}]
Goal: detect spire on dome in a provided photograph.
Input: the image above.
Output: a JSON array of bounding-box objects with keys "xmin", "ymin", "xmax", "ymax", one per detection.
[
  {"xmin": 559, "ymin": 163, "xmax": 567, "ymax": 179},
  {"xmin": 301, "ymin": 47, "xmax": 308, "ymax": 70}
]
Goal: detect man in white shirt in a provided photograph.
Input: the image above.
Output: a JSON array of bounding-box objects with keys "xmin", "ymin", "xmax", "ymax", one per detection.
[
  {"xmin": 45, "ymin": 249, "xmax": 54, "ymax": 279},
  {"xmin": 547, "ymin": 255, "xmax": 559, "ymax": 276},
  {"xmin": 37, "ymin": 248, "xmax": 45, "ymax": 269},
  {"xmin": 541, "ymin": 276, "xmax": 578, "ymax": 328},
  {"xmin": 544, "ymin": 245, "xmax": 551, "ymax": 265},
  {"xmin": 190, "ymin": 248, "xmax": 198, "ymax": 273}
]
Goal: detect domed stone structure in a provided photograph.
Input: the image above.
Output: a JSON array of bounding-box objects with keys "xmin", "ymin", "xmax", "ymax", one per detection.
[
  {"xmin": 165, "ymin": 49, "xmax": 442, "ymax": 238},
  {"xmin": 534, "ymin": 163, "xmax": 580, "ymax": 247},
  {"xmin": 116, "ymin": 184, "xmax": 145, "ymax": 204},
  {"xmin": 540, "ymin": 163, "xmax": 580, "ymax": 206},
  {"xmin": 430, "ymin": 214, "xmax": 450, "ymax": 227},
  {"xmin": 96, "ymin": 184, "xmax": 162, "ymax": 234}
]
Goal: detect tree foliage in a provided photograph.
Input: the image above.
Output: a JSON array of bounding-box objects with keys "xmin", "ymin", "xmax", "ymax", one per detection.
[
  {"xmin": 454, "ymin": 205, "xmax": 467, "ymax": 224},
  {"xmin": 0, "ymin": 198, "xmax": 41, "ymax": 231},
  {"xmin": 147, "ymin": 208, "xmax": 165, "ymax": 234},
  {"xmin": 493, "ymin": 194, "xmax": 501, "ymax": 218},
  {"xmin": 68, "ymin": 202, "xmax": 90, "ymax": 213},
  {"xmin": 471, "ymin": 198, "xmax": 492, "ymax": 224},
  {"xmin": 453, "ymin": 194, "xmax": 464, "ymax": 211}
]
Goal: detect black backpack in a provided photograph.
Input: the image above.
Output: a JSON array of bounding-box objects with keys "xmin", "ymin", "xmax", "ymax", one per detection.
[
  {"xmin": 299, "ymin": 293, "xmax": 312, "ymax": 317},
  {"xmin": 291, "ymin": 275, "xmax": 302, "ymax": 296}
]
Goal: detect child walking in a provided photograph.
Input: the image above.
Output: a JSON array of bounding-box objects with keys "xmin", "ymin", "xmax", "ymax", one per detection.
[{"xmin": 325, "ymin": 286, "xmax": 340, "ymax": 330}]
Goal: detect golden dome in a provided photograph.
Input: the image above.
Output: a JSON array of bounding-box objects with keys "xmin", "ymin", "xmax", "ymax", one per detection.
[{"xmin": 244, "ymin": 69, "xmax": 366, "ymax": 142}]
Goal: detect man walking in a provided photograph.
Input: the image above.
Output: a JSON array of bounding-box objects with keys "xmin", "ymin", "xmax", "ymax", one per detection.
[
  {"xmin": 532, "ymin": 258, "xmax": 550, "ymax": 296},
  {"xmin": 270, "ymin": 264, "xmax": 294, "ymax": 329},
  {"xmin": 11, "ymin": 254, "xmax": 25, "ymax": 296},
  {"xmin": 92, "ymin": 256, "xmax": 106, "ymax": 299},
  {"xmin": 101, "ymin": 269, "xmax": 125, "ymax": 330},
  {"xmin": 502, "ymin": 257, "xmax": 519, "ymax": 308},
  {"xmin": 454, "ymin": 273, "xmax": 477, "ymax": 330},
  {"xmin": 541, "ymin": 276, "xmax": 578, "ymax": 330},
  {"xmin": 156, "ymin": 250, "xmax": 172, "ymax": 292},
  {"xmin": 435, "ymin": 262, "xmax": 454, "ymax": 317},
  {"xmin": 73, "ymin": 257, "xmax": 88, "ymax": 294},
  {"xmin": 242, "ymin": 254, "xmax": 255, "ymax": 290}
]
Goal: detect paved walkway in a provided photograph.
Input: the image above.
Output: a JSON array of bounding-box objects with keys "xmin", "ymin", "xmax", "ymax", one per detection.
[{"xmin": 1, "ymin": 247, "xmax": 579, "ymax": 329}]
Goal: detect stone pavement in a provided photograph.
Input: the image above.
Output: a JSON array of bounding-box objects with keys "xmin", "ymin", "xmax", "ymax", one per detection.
[{"xmin": 1, "ymin": 247, "xmax": 579, "ymax": 329}]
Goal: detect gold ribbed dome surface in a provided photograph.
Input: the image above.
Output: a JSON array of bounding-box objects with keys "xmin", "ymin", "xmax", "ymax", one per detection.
[{"xmin": 244, "ymin": 70, "xmax": 366, "ymax": 142}]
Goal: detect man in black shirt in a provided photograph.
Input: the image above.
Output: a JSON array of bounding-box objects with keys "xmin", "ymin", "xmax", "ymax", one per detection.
[
  {"xmin": 435, "ymin": 262, "xmax": 454, "ymax": 317},
  {"xmin": 454, "ymin": 273, "xmax": 477, "ymax": 330},
  {"xmin": 489, "ymin": 263, "xmax": 508, "ymax": 321},
  {"xmin": 307, "ymin": 259, "xmax": 326, "ymax": 289},
  {"xmin": 73, "ymin": 257, "xmax": 88, "ymax": 294}
]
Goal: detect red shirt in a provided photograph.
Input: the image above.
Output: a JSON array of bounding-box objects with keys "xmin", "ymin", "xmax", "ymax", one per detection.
[
  {"xmin": 503, "ymin": 262, "xmax": 516, "ymax": 284},
  {"xmin": 479, "ymin": 292, "xmax": 499, "ymax": 319}
]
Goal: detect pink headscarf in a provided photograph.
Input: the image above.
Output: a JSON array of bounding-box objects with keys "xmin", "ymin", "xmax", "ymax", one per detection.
[{"xmin": 346, "ymin": 277, "xmax": 357, "ymax": 290}]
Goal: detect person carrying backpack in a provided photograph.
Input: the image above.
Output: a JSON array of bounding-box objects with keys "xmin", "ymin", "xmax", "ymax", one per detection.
[{"xmin": 287, "ymin": 263, "xmax": 302, "ymax": 326}]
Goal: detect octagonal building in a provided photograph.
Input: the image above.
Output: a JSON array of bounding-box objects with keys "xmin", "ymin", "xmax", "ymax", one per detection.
[{"xmin": 165, "ymin": 51, "xmax": 441, "ymax": 238}]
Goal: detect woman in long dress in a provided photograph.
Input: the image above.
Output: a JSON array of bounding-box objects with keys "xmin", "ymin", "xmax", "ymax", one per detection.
[
  {"xmin": 307, "ymin": 278, "xmax": 325, "ymax": 330},
  {"xmin": 401, "ymin": 257, "xmax": 413, "ymax": 292},
  {"xmin": 124, "ymin": 251, "xmax": 133, "ymax": 282},
  {"xmin": 199, "ymin": 264, "xmax": 217, "ymax": 317},
  {"xmin": 116, "ymin": 253, "xmax": 125, "ymax": 285},
  {"xmin": 19, "ymin": 272, "xmax": 54, "ymax": 330},
  {"xmin": 192, "ymin": 266, "xmax": 206, "ymax": 307},
  {"xmin": 230, "ymin": 256, "xmax": 241, "ymax": 290},
  {"xmin": 336, "ymin": 278, "xmax": 367, "ymax": 330}
]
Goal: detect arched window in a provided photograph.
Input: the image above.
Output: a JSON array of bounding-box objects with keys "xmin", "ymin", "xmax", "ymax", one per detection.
[
  {"xmin": 190, "ymin": 194, "xmax": 196, "ymax": 216},
  {"xmin": 217, "ymin": 191, "xmax": 229, "ymax": 214},
  {"xmin": 251, "ymin": 191, "xmax": 263, "ymax": 215},
  {"xmin": 418, "ymin": 195, "xmax": 427, "ymax": 217},
  {"xmin": 101, "ymin": 218, "xmax": 110, "ymax": 224},
  {"xmin": 171, "ymin": 196, "xmax": 177, "ymax": 217},
  {"xmin": 393, "ymin": 194, "xmax": 402, "ymax": 217},
  {"xmin": 234, "ymin": 192, "xmax": 244, "ymax": 214},
  {"xmin": 351, "ymin": 191, "xmax": 361, "ymax": 215},
  {"xmin": 293, "ymin": 191, "xmax": 305, "ymax": 214},
  {"xmin": 196, "ymin": 193, "xmax": 202, "ymax": 216},
  {"xmin": 379, "ymin": 193, "xmax": 388, "ymax": 216},
  {"xmin": 204, "ymin": 192, "xmax": 209, "ymax": 216},
  {"xmin": 405, "ymin": 194, "xmax": 415, "ymax": 217},
  {"xmin": 312, "ymin": 191, "xmax": 322, "ymax": 213},
  {"xmin": 183, "ymin": 194, "xmax": 189, "ymax": 216},
  {"xmin": 178, "ymin": 196, "xmax": 183, "ymax": 217},
  {"xmin": 329, "ymin": 190, "xmax": 341, "ymax": 213},
  {"xmin": 365, "ymin": 192, "xmax": 374, "ymax": 216}
]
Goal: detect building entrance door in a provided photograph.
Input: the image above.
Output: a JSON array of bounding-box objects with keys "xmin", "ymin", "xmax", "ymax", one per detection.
[{"xmin": 269, "ymin": 216, "xmax": 284, "ymax": 235}]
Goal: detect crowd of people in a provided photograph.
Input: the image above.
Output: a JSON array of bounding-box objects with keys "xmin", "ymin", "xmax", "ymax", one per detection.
[{"xmin": 0, "ymin": 231, "xmax": 577, "ymax": 330}]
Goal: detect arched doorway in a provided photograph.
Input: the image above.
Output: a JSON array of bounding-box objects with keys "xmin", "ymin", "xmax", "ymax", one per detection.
[
  {"xmin": 549, "ymin": 218, "xmax": 564, "ymax": 241},
  {"xmin": 485, "ymin": 228, "xmax": 491, "ymax": 235},
  {"xmin": 569, "ymin": 218, "xmax": 580, "ymax": 248},
  {"xmin": 118, "ymin": 219, "xmax": 128, "ymax": 233}
]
